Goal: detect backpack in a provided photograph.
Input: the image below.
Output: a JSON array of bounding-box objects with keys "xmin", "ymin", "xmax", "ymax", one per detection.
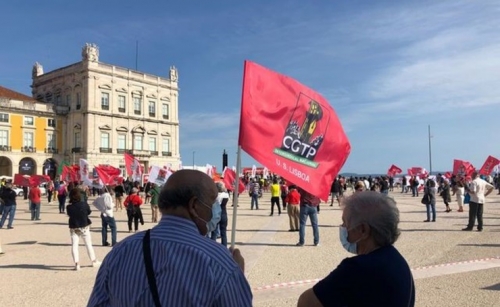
[{"xmin": 58, "ymin": 186, "xmax": 67, "ymax": 196}]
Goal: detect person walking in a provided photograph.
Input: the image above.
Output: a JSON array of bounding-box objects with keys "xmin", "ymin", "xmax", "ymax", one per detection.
[
  {"xmin": 66, "ymin": 188, "xmax": 101, "ymax": 271},
  {"xmin": 124, "ymin": 188, "xmax": 144, "ymax": 233},
  {"xmin": 57, "ymin": 181, "xmax": 68, "ymax": 213},
  {"xmin": 440, "ymin": 181, "xmax": 452, "ymax": 212},
  {"xmin": 47, "ymin": 180, "xmax": 54, "ymax": 203},
  {"xmin": 269, "ymin": 179, "xmax": 281, "ymax": 216},
  {"xmin": 0, "ymin": 183, "xmax": 17, "ymax": 229},
  {"xmin": 28, "ymin": 184, "xmax": 41, "ymax": 221}
]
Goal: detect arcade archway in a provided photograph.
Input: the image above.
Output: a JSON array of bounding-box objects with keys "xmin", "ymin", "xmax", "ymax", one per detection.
[
  {"xmin": 43, "ymin": 158, "xmax": 58, "ymax": 180},
  {"xmin": 19, "ymin": 157, "xmax": 37, "ymax": 176},
  {"xmin": 0, "ymin": 156, "xmax": 12, "ymax": 177}
]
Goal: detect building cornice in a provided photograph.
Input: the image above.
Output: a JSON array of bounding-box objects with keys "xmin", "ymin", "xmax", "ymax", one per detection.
[{"xmin": 83, "ymin": 110, "xmax": 179, "ymax": 126}]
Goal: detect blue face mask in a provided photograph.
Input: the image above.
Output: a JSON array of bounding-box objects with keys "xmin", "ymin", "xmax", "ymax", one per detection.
[{"xmin": 339, "ymin": 226, "xmax": 359, "ymax": 254}]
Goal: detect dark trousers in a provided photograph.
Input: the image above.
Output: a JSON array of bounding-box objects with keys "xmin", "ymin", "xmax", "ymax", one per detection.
[
  {"xmin": 58, "ymin": 195, "xmax": 66, "ymax": 213},
  {"xmin": 101, "ymin": 214, "xmax": 117, "ymax": 245},
  {"xmin": 211, "ymin": 208, "xmax": 228, "ymax": 247},
  {"xmin": 467, "ymin": 201, "xmax": 483, "ymax": 230},
  {"xmin": 47, "ymin": 191, "xmax": 53, "ymax": 203},
  {"xmin": 281, "ymin": 196, "xmax": 287, "ymax": 209},
  {"xmin": 127, "ymin": 207, "xmax": 144, "ymax": 231},
  {"xmin": 270, "ymin": 196, "xmax": 281, "ymax": 215}
]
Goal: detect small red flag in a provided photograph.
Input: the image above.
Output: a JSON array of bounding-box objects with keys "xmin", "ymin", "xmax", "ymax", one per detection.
[
  {"xmin": 387, "ymin": 165, "xmax": 402, "ymax": 176},
  {"xmin": 478, "ymin": 155, "xmax": 500, "ymax": 176},
  {"xmin": 222, "ymin": 167, "xmax": 245, "ymax": 194},
  {"xmin": 238, "ymin": 61, "xmax": 351, "ymax": 200}
]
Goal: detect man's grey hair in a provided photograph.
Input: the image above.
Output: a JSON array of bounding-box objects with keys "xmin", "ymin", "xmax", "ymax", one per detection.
[
  {"xmin": 343, "ymin": 191, "xmax": 401, "ymax": 246},
  {"xmin": 215, "ymin": 182, "xmax": 227, "ymax": 193}
]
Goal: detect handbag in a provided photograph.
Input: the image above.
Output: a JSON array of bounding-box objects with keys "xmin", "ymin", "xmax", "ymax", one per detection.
[
  {"xmin": 421, "ymin": 193, "xmax": 431, "ymax": 205},
  {"xmin": 464, "ymin": 193, "xmax": 471, "ymax": 204}
]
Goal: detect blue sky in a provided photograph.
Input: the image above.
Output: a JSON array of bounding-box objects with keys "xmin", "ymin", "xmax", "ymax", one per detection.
[{"xmin": 1, "ymin": 0, "xmax": 499, "ymax": 174}]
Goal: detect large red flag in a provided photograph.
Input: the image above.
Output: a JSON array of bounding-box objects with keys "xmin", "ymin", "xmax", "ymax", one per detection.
[
  {"xmin": 453, "ymin": 159, "xmax": 475, "ymax": 176},
  {"xmin": 478, "ymin": 155, "xmax": 500, "ymax": 176},
  {"xmin": 238, "ymin": 61, "xmax": 351, "ymax": 200},
  {"xmin": 95, "ymin": 165, "xmax": 122, "ymax": 185}
]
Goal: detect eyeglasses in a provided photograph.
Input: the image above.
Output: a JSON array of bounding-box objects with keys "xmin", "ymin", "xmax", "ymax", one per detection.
[{"xmin": 197, "ymin": 199, "xmax": 214, "ymax": 210}]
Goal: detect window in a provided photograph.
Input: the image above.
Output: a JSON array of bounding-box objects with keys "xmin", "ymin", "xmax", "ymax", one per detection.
[
  {"xmin": 0, "ymin": 113, "xmax": 8, "ymax": 123},
  {"xmin": 117, "ymin": 134, "xmax": 126, "ymax": 149},
  {"xmin": 149, "ymin": 101, "xmax": 156, "ymax": 116},
  {"xmin": 66, "ymin": 94, "xmax": 71, "ymax": 106},
  {"xmin": 162, "ymin": 138, "xmax": 170, "ymax": 152},
  {"xmin": 24, "ymin": 132, "xmax": 34, "ymax": 147},
  {"xmin": 133, "ymin": 97, "xmax": 142, "ymax": 114},
  {"xmin": 74, "ymin": 132, "xmax": 81, "ymax": 147},
  {"xmin": 0, "ymin": 130, "xmax": 8, "ymax": 146},
  {"xmin": 134, "ymin": 135, "xmax": 143, "ymax": 150},
  {"xmin": 48, "ymin": 119, "xmax": 56, "ymax": 128},
  {"xmin": 162, "ymin": 104, "xmax": 169, "ymax": 120},
  {"xmin": 149, "ymin": 137, "xmax": 156, "ymax": 151},
  {"xmin": 76, "ymin": 92, "xmax": 81, "ymax": 110},
  {"xmin": 47, "ymin": 133, "xmax": 55, "ymax": 149},
  {"xmin": 118, "ymin": 95, "xmax": 126, "ymax": 112},
  {"xmin": 56, "ymin": 95, "xmax": 62, "ymax": 105},
  {"xmin": 119, "ymin": 165, "xmax": 126, "ymax": 177},
  {"xmin": 24, "ymin": 116, "xmax": 34, "ymax": 126},
  {"xmin": 101, "ymin": 92, "xmax": 110, "ymax": 110},
  {"xmin": 101, "ymin": 132, "xmax": 110, "ymax": 148}
]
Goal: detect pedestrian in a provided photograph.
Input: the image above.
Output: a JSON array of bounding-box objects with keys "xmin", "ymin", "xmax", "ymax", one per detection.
[
  {"xmin": 28, "ymin": 183, "xmax": 41, "ymax": 221},
  {"xmin": 285, "ymin": 185, "xmax": 300, "ymax": 232},
  {"xmin": 211, "ymin": 182, "xmax": 228, "ymax": 246},
  {"xmin": 0, "ymin": 183, "xmax": 17, "ymax": 229},
  {"xmin": 462, "ymin": 171, "xmax": 495, "ymax": 232},
  {"xmin": 148, "ymin": 183, "xmax": 161, "ymax": 223},
  {"xmin": 423, "ymin": 180, "xmax": 437, "ymax": 222},
  {"xmin": 93, "ymin": 188, "xmax": 117, "ymax": 247},
  {"xmin": 124, "ymin": 188, "xmax": 144, "ymax": 233},
  {"xmin": 296, "ymin": 187, "xmax": 320, "ymax": 246},
  {"xmin": 269, "ymin": 179, "xmax": 281, "ymax": 216},
  {"xmin": 440, "ymin": 180, "xmax": 452, "ymax": 212},
  {"xmin": 57, "ymin": 181, "xmax": 68, "ymax": 213}
]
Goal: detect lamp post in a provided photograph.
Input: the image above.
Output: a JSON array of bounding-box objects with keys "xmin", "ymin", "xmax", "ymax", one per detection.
[
  {"xmin": 192, "ymin": 151, "xmax": 195, "ymax": 170},
  {"xmin": 428, "ymin": 125, "xmax": 433, "ymax": 175}
]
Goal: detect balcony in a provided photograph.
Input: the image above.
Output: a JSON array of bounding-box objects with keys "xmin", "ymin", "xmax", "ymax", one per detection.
[
  {"xmin": 134, "ymin": 110, "xmax": 141, "ymax": 115},
  {"xmin": 21, "ymin": 146, "xmax": 36, "ymax": 153},
  {"xmin": 0, "ymin": 145, "xmax": 11, "ymax": 152},
  {"xmin": 163, "ymin": 115, "xmax": 169, "ymax": 120},
  {"xmin": 132, "ymin": 149, "xmax": 151, "ymax": 157},
  {"xmin": 150, "ymin": 151, "xmax": 159, "ymax": 156},
  {"xmin": 116, "ymin": 148, "xmax": 133, "ymax": 154},
  {"xmin": 71, "ymin": 147, "xmax": 82, "ymax": 153},
  {"xmin": 101, "ymin": 104, "xmax": 109, "ymax": 110},
  {"xmin": 162, "ymin": 151, "xmax": 172, "ymax": 157},
  {"xmin": 54, "ymin": 105, "xmax": 70, "ymax": 115},
  {"xmin": 118, "ymin": 107, "xmax": 126, "ymax": 113},
  {"xmin": 44, "ymin": 148, "xmax": 58, "ymax": 154},
  {"xmin": 99, "ymin": 147, "xmax": 112, "ymax": 153},
  {"xmin": 149, "ymin": 112, "xmax": 156, "ymax": 117}
]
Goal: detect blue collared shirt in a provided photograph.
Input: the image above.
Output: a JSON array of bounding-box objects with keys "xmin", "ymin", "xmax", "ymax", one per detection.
[{"xmin": 87, "ymin": 215, "xmax": 253, "ymax": 307}]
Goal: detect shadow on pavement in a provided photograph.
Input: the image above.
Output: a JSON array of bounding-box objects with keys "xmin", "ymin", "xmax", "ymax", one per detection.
[
  {"xmin": 7, "ymin": 241, "xmax": 38, "ymax": 245},
  {"xmin": 457, "ymin": 244, "xmax": 500, "ymax": 247},
  {"xmin": 236, "ymin": 229, "xmax": 290, "ymax": 233},
  {"xmin": 482, "ymin": 283, "xmax": 500, "ymax": 291},
  {"xmin": 0, "ymin": 264, "xmax": 72, "ymax": 271},
  {"xmin": 34, "ymin": 222, "xmax": 67, "ymax": 226},
  {"xmin": 37, "ymin": 242, "xmax": 70, "ymax": 247},
  {"xmin": 235, "ymin": 242, "xmax": 298, "ymax": 247},
  {"xmin": 401, "ymin": 229, "xmax": 463, "ymax": 232}
]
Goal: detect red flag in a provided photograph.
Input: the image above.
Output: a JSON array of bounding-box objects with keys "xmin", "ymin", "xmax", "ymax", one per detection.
[
  {"xmin": 407, "ymin": 168, "xmax": 414, "ymax": 176},
  {"xmin": 95, "ymin": 165, "xmax": 122, "ymax": 185},
  {"xmin": 222, "ymin": 167, "xmax": 245, "ymax": 194},
  {"xmin": 29, "ymin": 175, "xmax": 51, "ymax": 186},
  {"xmin": 387, "ymin": 165, "xmax": 402, "ymax": 176},
  {"xmin": 238, "ymin": 61, "xmax": 351, "ymax": 200},
  {"xmin": 478, "ymin": 155, "xmax": 500, "ymax": 176},
  {"xmin": 453, "ymin": 159, "xmax": 475, "ymax": 176},
  {"xmin": 13, "ymin": 174, "xmax": 31, "ymax": 186},
  {"xmin": 444, "ymin": 172, "xmax": 452, "ymax": 179},
  {"xmin": 124, "ymin": 153, "xmax": 142, "ymax": 181}
]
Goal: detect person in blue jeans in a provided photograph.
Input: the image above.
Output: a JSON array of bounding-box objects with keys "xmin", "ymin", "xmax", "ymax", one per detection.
[
  {"xmin": 250, "ymin": 179, "xmax": 260, "ymax": 210},
  {"xmin": 423, "ymin": 179, "xmax": 437, "ymax": 222},
  {"xmin": 0, "ymin": 183, "xmax": 17, "ymax": 229},
  {"xmin": 296, "ymin": 187, "xmax": 320, "ymax": 246}
]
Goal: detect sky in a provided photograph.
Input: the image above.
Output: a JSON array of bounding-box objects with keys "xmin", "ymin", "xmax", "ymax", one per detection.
[{"xmin": 1, "ymin": 0, "xmax": 499, "ymax": 174}]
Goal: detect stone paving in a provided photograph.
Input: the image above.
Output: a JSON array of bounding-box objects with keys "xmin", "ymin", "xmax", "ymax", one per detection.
[{"xmin": 0, "ymin": 189, "xmax": 499, "ymax": 306}]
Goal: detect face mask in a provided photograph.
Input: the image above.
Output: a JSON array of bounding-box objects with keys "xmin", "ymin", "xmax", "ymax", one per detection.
[
  {"xmin": 197, "ymin": 200, "xmax": 222, "ymax": 235},
  {"xmin": 339, "ymin": 226, "xmax": 360, "ymax": 254}
]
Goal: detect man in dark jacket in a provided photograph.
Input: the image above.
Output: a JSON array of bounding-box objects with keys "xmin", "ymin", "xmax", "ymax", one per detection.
[{"xmin": 0, "ymin": 183, "xmax": 17, "ymax": 229}]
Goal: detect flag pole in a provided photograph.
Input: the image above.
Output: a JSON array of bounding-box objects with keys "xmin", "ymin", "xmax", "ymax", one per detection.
[{"xmin": 230, "ymin": 146, "xmax": 242, "ymax": 249}]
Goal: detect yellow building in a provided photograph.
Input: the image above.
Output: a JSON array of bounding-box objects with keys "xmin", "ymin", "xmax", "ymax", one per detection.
[{"xmin": 0, "ymin": 85, "xmax": 61, "ymax": 178}]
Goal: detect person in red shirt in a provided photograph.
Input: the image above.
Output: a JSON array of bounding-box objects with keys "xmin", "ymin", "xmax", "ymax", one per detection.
[
  {"xmin": 29, "ymin": 184, "xmax": 42, "ymax": 221},
  {"xmin": 124, "ymin": 188, "xmax": 144, "ymax": 233},
  {"xmin": 285, "ymin": 185, "xmax": 301, "ymax": 231}
]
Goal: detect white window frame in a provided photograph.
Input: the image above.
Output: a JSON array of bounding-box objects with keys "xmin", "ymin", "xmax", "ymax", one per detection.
[
  {"xmin": 133, "ymin": 97, "xmax": 142, "ymax": 112},
  {"xmin": 74, "ymin": 132, "xmax": 81, "ymax": 148},
  {"xmin": 24, "ymin": 116, "xmax": 34, "ymax": 126},
  {"xmin": 117, "ymin": 134, "xmax": 126, "ymax": 149},
  {"xmin": 0, "ymin": 113, "xmax": 8, "ymax": 123},
  {"xmin": 47, "ymin": 119, "xmax": 56, "ymax": 128},
  {"xmin": 100, "ymin": 132, "xmax": 110, "ymax": 148},
  {"xmin": 24, "ymin": 131, "xmax": 34, "ymax": 147},
  {"xmin": 118, "ymin": 95, "xmax": 126, "ymax": 110},
  {"xmin": 148, "ymin": 101, "xmax": 156, "ymax": 115},
  {"xmin": 149, "ymin": 137, "xmax": 156, "ymax": 151},
  {"xmin": 0, "ymin": 130, "xmax": 8, "ymax": 146},
  {"xmin": 162, "ymin": 138, "xmax": 170, "ymax": 153},
  {"xmin": 47, "ymin": 132, "xmax": 55, "ymax": 149},
  {"xmin": 134, "ymin": 135, "xmax": 143, "ymax": 150},
  {"xmin": 101, "ymin": 92, "xmax": 110, "ymax": 108},
  {"xmin": 162, "ymin": 104, "xmax": 169, "ymax": 119}
]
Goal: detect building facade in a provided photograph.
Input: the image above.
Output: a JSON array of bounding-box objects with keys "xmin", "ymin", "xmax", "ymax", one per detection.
[
  {"xmin": 0, "ymin": 87, "xmax": 62, "ymax": 178},
  {"xmin": 0, "ymin": 43, "xmax": 180, "ymax": 178}
]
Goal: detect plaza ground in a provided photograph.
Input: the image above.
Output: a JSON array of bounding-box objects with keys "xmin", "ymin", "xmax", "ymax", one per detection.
[{"xmin": 1, "ymin": 190, "xmax": 499, "ymax": 306}]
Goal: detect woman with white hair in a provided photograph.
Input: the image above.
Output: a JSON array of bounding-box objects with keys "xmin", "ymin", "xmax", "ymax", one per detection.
[{"xmin": 297, "ymin": 191, "xmax": 415, "ymax": 307}]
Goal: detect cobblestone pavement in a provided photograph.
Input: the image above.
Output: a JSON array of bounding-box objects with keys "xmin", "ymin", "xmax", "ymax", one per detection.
[{"xmin": 1, "ymin": 190, "xmax": 499, "ymax": 306}]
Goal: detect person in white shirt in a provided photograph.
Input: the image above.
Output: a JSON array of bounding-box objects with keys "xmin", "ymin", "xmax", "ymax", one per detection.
[
  {"xmin": 462, "ymin": 171, "xmax": 494, "ymax": 232},
  {"xmin": 93, "ymin": 188, "xmax": 117, "ymax": 246}
]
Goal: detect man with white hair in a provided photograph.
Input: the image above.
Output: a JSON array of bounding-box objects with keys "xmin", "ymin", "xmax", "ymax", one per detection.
[
  {"xmin": 211, "ymin": 182, "xmax": 230, "ymax": 246},
  {"xmin": 463, "ymin": 171, "xmax": 494, "ymax": 232},
  {"xmin": 297, "ymin": 191, "xmax": 415, "ymax": 307}
]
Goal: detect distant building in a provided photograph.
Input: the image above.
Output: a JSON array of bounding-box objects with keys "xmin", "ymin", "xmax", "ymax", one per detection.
[
  {"xmin": 0, "ymin": 86, "xmax": 62, "ymax": 178},
  {"xmin": 0, "ymin": 43, "xmax": 180, "ymax": 178}
]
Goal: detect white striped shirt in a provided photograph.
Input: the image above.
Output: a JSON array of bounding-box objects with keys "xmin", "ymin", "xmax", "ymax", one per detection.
[{"xmin": 87, "ymin": 215, "xmax": 252, "ymax": 307}]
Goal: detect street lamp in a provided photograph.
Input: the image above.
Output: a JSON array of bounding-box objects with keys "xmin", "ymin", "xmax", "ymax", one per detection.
[
  {"xmin": 428, "ymin": 125, "xmax": 433, "ymax": 175},
  {"xmin": 192, "ymin": 151, "xmax": 195, "ymax": 170}
]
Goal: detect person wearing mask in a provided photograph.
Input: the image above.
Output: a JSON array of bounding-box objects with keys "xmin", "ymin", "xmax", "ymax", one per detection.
[
  {"xmin": 28, "ymin": 184, "xmax": 42, "ymax": 221},
  {"xmin": 66, "ymin": 188, "xmax": 101, "ymax": 271},
  {"xmin": 0, "ymin": 183, "xmax": 17, "ymax": 229},
  {"xmin": 124, "ymin": 187, "xmax": 144, "ymax": 233},
  {"xmin": 269, "ymin": 179, "xmax": 281, "ymax": 216},
  {"xmin": 296, "ymin": 187, "xmax": 320, "ymax": 246},
  {"xmin": 297, "ymin": 192, "xmax": 415, "ymax": 307},
  {"xmin": 87, "ymin": 170, "xmax": 252, "ymax": 306}
]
